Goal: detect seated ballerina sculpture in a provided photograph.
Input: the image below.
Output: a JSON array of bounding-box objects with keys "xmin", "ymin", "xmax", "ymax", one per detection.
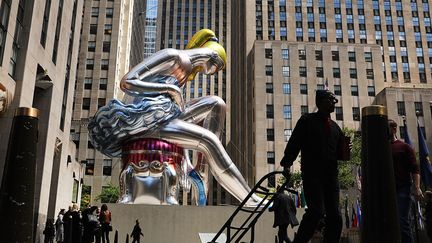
[{"xmin": 88, "ymin": 29, "xmax": 262, "ymax": 206}]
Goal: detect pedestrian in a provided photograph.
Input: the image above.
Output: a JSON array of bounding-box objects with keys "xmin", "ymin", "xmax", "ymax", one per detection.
[
  {"xmin": 70, "ymin": 203, "xmax": 82, "ymax": 243},
  {"xmin": 55, "ymin": 209, "xmax": 65, "ymax": 243},
  {"xmin": 63, "ymin": 206, "xmax": 73, "ymax": 243},
  {"xmin": 131, "ymin": 219, "xmax": 144, "ymax": 243},
  {"xmin": 424, "ymin": 191, "xmax": 432, "ymax": 241},
  {"xmin": 82, "ymin": 206, "xmax": 100, "ymax": 243},
  {"xmin": 43, "ymin": 218, "xmax": 56, "ymax": 243},
  {"xmin": 280, "ymin": 89, "xmax": 348, "ymax": 243},
  {"xmin": 269, "ymin": 185, "xmax": 298, "ymax": 243},
  {"xmin": 388, "ymin": 119, "xmax": 423, "ymax": 243},
  {"xmin": 99, "ymin": 204, "xmax": 112, "ymax": 243}
]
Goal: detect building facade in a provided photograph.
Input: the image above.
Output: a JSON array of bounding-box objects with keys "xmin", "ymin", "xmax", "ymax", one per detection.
[
  {"xmin": 71, "ymin": 0, "xmax": 134, "ymax": 205},
  {"xmin": 231, "ymin": 0, "xmax": 432, "ymax": 185},
  {"xmin": 0, "ymin": 0, "xmax": 84, "ymax": 240}
]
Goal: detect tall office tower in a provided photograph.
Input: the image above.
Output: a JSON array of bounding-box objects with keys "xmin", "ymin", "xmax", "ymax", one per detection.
[
  {"xmin": 231, "ymin": 0, "xmax": 432, "ymax": 185},
  {"xmin": 71, "ymin": 0, "xmax": 134, "ymax": 205},
  {"xmin": 156, "ymin": 0, "xmax": 234, "ymax": 205},
  {"xmin": 0, "ymin": 0, "xmax": 84, "ymax": 240}
]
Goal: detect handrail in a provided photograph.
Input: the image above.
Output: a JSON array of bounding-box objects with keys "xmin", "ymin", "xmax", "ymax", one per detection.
[{"xmin": 209, "ymin": 171, "xmax": 294, "ymax": 243}]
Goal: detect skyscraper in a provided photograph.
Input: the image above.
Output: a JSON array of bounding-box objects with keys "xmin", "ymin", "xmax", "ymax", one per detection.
[
  {"xmin": 71, "ymin": 0, "xmax": 135, "ymax": 205},
  {"xmin": 0, "ymin": 0, "xmax": 84, "ymax": 240},
  {"xmin": 231, "ymin": 0, "xmax": 432, "ymax": 185}
]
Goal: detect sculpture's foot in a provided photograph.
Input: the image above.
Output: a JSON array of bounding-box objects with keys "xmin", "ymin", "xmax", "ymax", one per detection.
[
  {"xmin": 118, "ymin": 194, "xmax": 133, "ymax": 204},
  {"xmin": 244, "ymin": 194, "xmax": 268, "ymax": 207},
  {"xmin": 166, "ymin": 196, "xmax": 179, "ymax": 205}
]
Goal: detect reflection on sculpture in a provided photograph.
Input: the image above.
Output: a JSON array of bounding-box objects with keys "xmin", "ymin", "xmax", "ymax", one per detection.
[
  {"xmin": 0, "ymin": 83, "xmax": 9, "ymax": 115},
  {"xmin": 88, "ymin": 29, "xmax": 261, "ymax": 206}
]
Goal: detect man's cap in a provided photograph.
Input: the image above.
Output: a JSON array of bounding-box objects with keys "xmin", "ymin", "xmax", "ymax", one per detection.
[{"xmin": 316, "ymin": 90, "xmax": 336, "ymax": 99}]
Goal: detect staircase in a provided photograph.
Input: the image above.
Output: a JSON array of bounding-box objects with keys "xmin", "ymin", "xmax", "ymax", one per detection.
[{"xmin": 209, "ymin": 171, "xmax": 295, "ymax": 243}]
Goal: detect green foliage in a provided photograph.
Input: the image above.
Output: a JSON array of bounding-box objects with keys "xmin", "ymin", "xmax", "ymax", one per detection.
[
  {"xmin": 95, "ymin": 183, "xmax": 120, "ymax": 203},
  {"xmin": 80, "ymin": 185, "xmax": 91, "ymax": 208},
  {"xmin": 338, "ymin": 128, "xmax": 362, "ymax": 189}
]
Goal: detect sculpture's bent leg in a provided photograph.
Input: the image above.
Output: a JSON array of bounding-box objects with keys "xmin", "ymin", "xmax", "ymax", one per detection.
[
  {"xmin": 118, "ymin": 164, "xmax": 135, "ymax": 203},
  {"xmin": 152, "ymin": 119, "xmax": 262, "ymax": 206}
]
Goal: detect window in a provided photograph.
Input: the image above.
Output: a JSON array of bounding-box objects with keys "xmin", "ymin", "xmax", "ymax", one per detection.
[
  {"xmin": 82, "ymin": 98, "xmax": 91, "ymax": 110},
  {"xmin": 86, "ymin": 59, "xmax": 94, "ymax": 69},
  {"xmin": 267, "ymin": 152, "xmax": 275, "ymax": 164},
  {"xmin": 98, "ymin": 98, "xmax": 105, "ymax": 109},
  {"xmin": 265, "ymin": 65, "xmax": 273, "ymax": 76},
  {"xmin": 399, "ymin": 127, "xmax": 406, "ymax": 140},
  {"xmin": 366, "ymin": 69, "xmax": 374, "ymax": 79},
  {"xmin": 333, "ymin": 68, "xmax": 340, "ymax": 78},
  {"xmin": 351, "ymin": 85, "xmax": 358, "ymax": 96},
  {"xmin": 101, "ymin": 59, "xmax": 109, "ymax": 70},
  {"xmin": 103, "ymin": 159, "xmax": 112, "ymax": 176},
  {"xmin": 106, "ymin": 8, "xmax": 113, "ymax": 18},
  {"xmin": 99, "ymin": 78, "xmax": 107, "ymax": 90},
  {"xmin": 103, "ymin": 41, "xmax": 110, "ymax": 52},
  {"xmin": 41, "ymin": 0, "xmax": 51, "ymax": 47},
  {"xmin": 90, "ymin": 24, "xmax": 97, "ymax": 34},
  {"xmin": 282, "ymin": 66, "xmax": 290, "ymax": 77},
  {"xmin": 301, "ymin": 105, "xmax": 308, "ymax": 115},
  {"xmin": 397, "ymin": 101, "xmax": 406, "ymax": 115},
  {"xmin": 88, "ymin": 41, "xmax": 96, "ymax": 52},
  {"xmin": 284, "ymin": 129, "xmax": 292, "ymax": 142},
  {"xmin": 315, "ymin": 50, "xmax": 323, "ymax": 60},
  {"xmin": 348, "ymin": 51, "xmax": 356, "ymax": 61},
  {"xmin": 267, "ymin": 129, "xmax": 275, "ymax": 141},
  {"xmin": 415, "ymin": 102, "xmax": 423, "ymax": 116},
  {"xmin": 316, "ymin": 67, "xmax": 324, "ymax": 77},
  {"xmin": 299, "ymin": 49, "xmax": 306, "ymax": 60},
  {"xmin": 300, "ymin": 84, "xmax": 308, "ymax": 94},
  {"xmin": 352, "ymin": 107, "xmax": 360, "ymax": 121},
  {"xmin": 266, "ymin": 105, "xmax": 274, "ymax": 118},
  {"xmin": 367, "ymin": 86, "xmax": 375, "ymax": 96},
  {"xmin": 317, "ymin": 84, "xmax": 325, "ymax": 90},
  {"xmin": 266, "ymin": 83, "xmax": 273, "ymax": 93},
  {"xmin": 85, "ymin": 159, "xmax": 95, "ymax": 175},
  {"xmin": 334, "ymin": 85, "xmax": 342, "ymax": 95},
  {"xmin": 349, "ymin": 68, "xmax": 357, "ymax": 78},
  {"xmin": 299, "ymin": 66, "xmax": 307, "ymax": 77},
  {"xmin": 332, "ymin": 51, "xmax": 339, "ymax": 61},
  {"xmin": 282, "ymin": 49, "xmax": 289, "ymax": 59},
  {"xmin": 335, "ymin": 107, "xmax": 343, "ymax": 120},
  {"xmin": 283, "ymin": 83, "xmax": 291, "ymax": 94},
  {"xmin": 0, "ymin": 0, "xmax": 12, "ymax": 65},
  {"xmin": 91, "ymin": 7, "xmax": 99, "ymax": 17},
  {"xmin": 281, "ymin": 103, "xmax": 292, "ymax": 119},
  {"xmin": 87, "ymin": 141, "xmax": 94, "ymax": 149},
  {"xmin": 84, "ymin": 78, "xmax": 92, "ymax": 90},
  {"xmin": 104, "ymin": 24, "xmax": 112, "ymax": 34},
  {"xmin": 265, "ymin": 48, "xmax": 273, "ymax": 59}
]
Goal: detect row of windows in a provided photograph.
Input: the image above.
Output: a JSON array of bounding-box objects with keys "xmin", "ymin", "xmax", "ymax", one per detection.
[
  {"xmin": 265, "ymin": 65, "xmax": 374, "ymax": 80},
  {"xmin": 82, "ymin": 97, "xmax": 106, "ymax": 110},
  {"xmin": 396, "ymin": 101, "xmax": 428, "ymax": 116},
  {"xmin": 89, "ymin": 24, "xmax": 112, "ymax": 35},
  {"xmin": 267, "ymin": 49, "xmax": 373, "ymax": 63},
  {"xmin": 266, "ymin": 105, "xmax": 361, "ymax": 122},
  {"xmin": 86, "ymin": 59, "xmax": 109, "ymax": 70},
  {"xmin": 83, "ymin": 78, "xmax": 107, "ymax": 90},
  {"xmin": 91, "ymin": 7, "xmax": 114, "ymax": 18},
  {"xmin": 266, "ymin": 83, "xmax": 375, "ymax": 97},
  {"xmin": 85, "ymin": 158, "xmax": 112, "ymax": 176},
  {"xmin": 88, "ymin": 41, "xmax": 111, "ymax": 52}
]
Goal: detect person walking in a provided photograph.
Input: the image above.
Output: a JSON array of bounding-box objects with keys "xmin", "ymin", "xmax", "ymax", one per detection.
[
  {"xmin": 269, "ymin": 186, "xmax": 298, "ymax": 243},
  {"xmin": 43, "ymin": 219, "xmax": 56, "ymax": 243},
  {"xmin": 131, "ymin": 220, "xmax": 144, "ymax": 243},
  {"xmin": 280, "ymin": 90, "xmax": 348, "ymax": 243},
  {"xmin": 82, "ymin": 206, "xmax": 100, "ymax": 243},
  {"xmin": 99, "ymin": 204, "xmax": 112, "ymax": 243},
  {"xmin": 388, "ymin": 119, "xmax": 423, "ymax": 243},
  {"xmin": 55, "ymin": 209, "xmax": 65, "ymax": 243}
]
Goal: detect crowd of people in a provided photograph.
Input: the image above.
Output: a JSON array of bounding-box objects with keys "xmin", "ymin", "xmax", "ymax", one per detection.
[{"xmin": 43, "ymin": 203, "xmax": 112, "ymax": 243}]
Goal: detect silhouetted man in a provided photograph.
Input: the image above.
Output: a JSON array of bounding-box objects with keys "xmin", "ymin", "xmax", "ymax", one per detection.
[
  {"xmin": 269, "ymin": 185, "xmax": 298, "ymax": 243},
  {"xmin": 281, "ymin": 90, "xmax": 345, "ymax": 243}
]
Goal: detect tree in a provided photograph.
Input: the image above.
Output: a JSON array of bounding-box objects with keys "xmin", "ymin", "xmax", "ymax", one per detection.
[
  {"xmin": 338, "ymin": 128, "xmax": 362, "ymax": 189},
  {"xmin": 81, "ymin": 185, "xmax": 91, "ymax": 208},
  {"xmin": 95, "ymin": 182, "xmax": 120, "ymax": 203}
]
